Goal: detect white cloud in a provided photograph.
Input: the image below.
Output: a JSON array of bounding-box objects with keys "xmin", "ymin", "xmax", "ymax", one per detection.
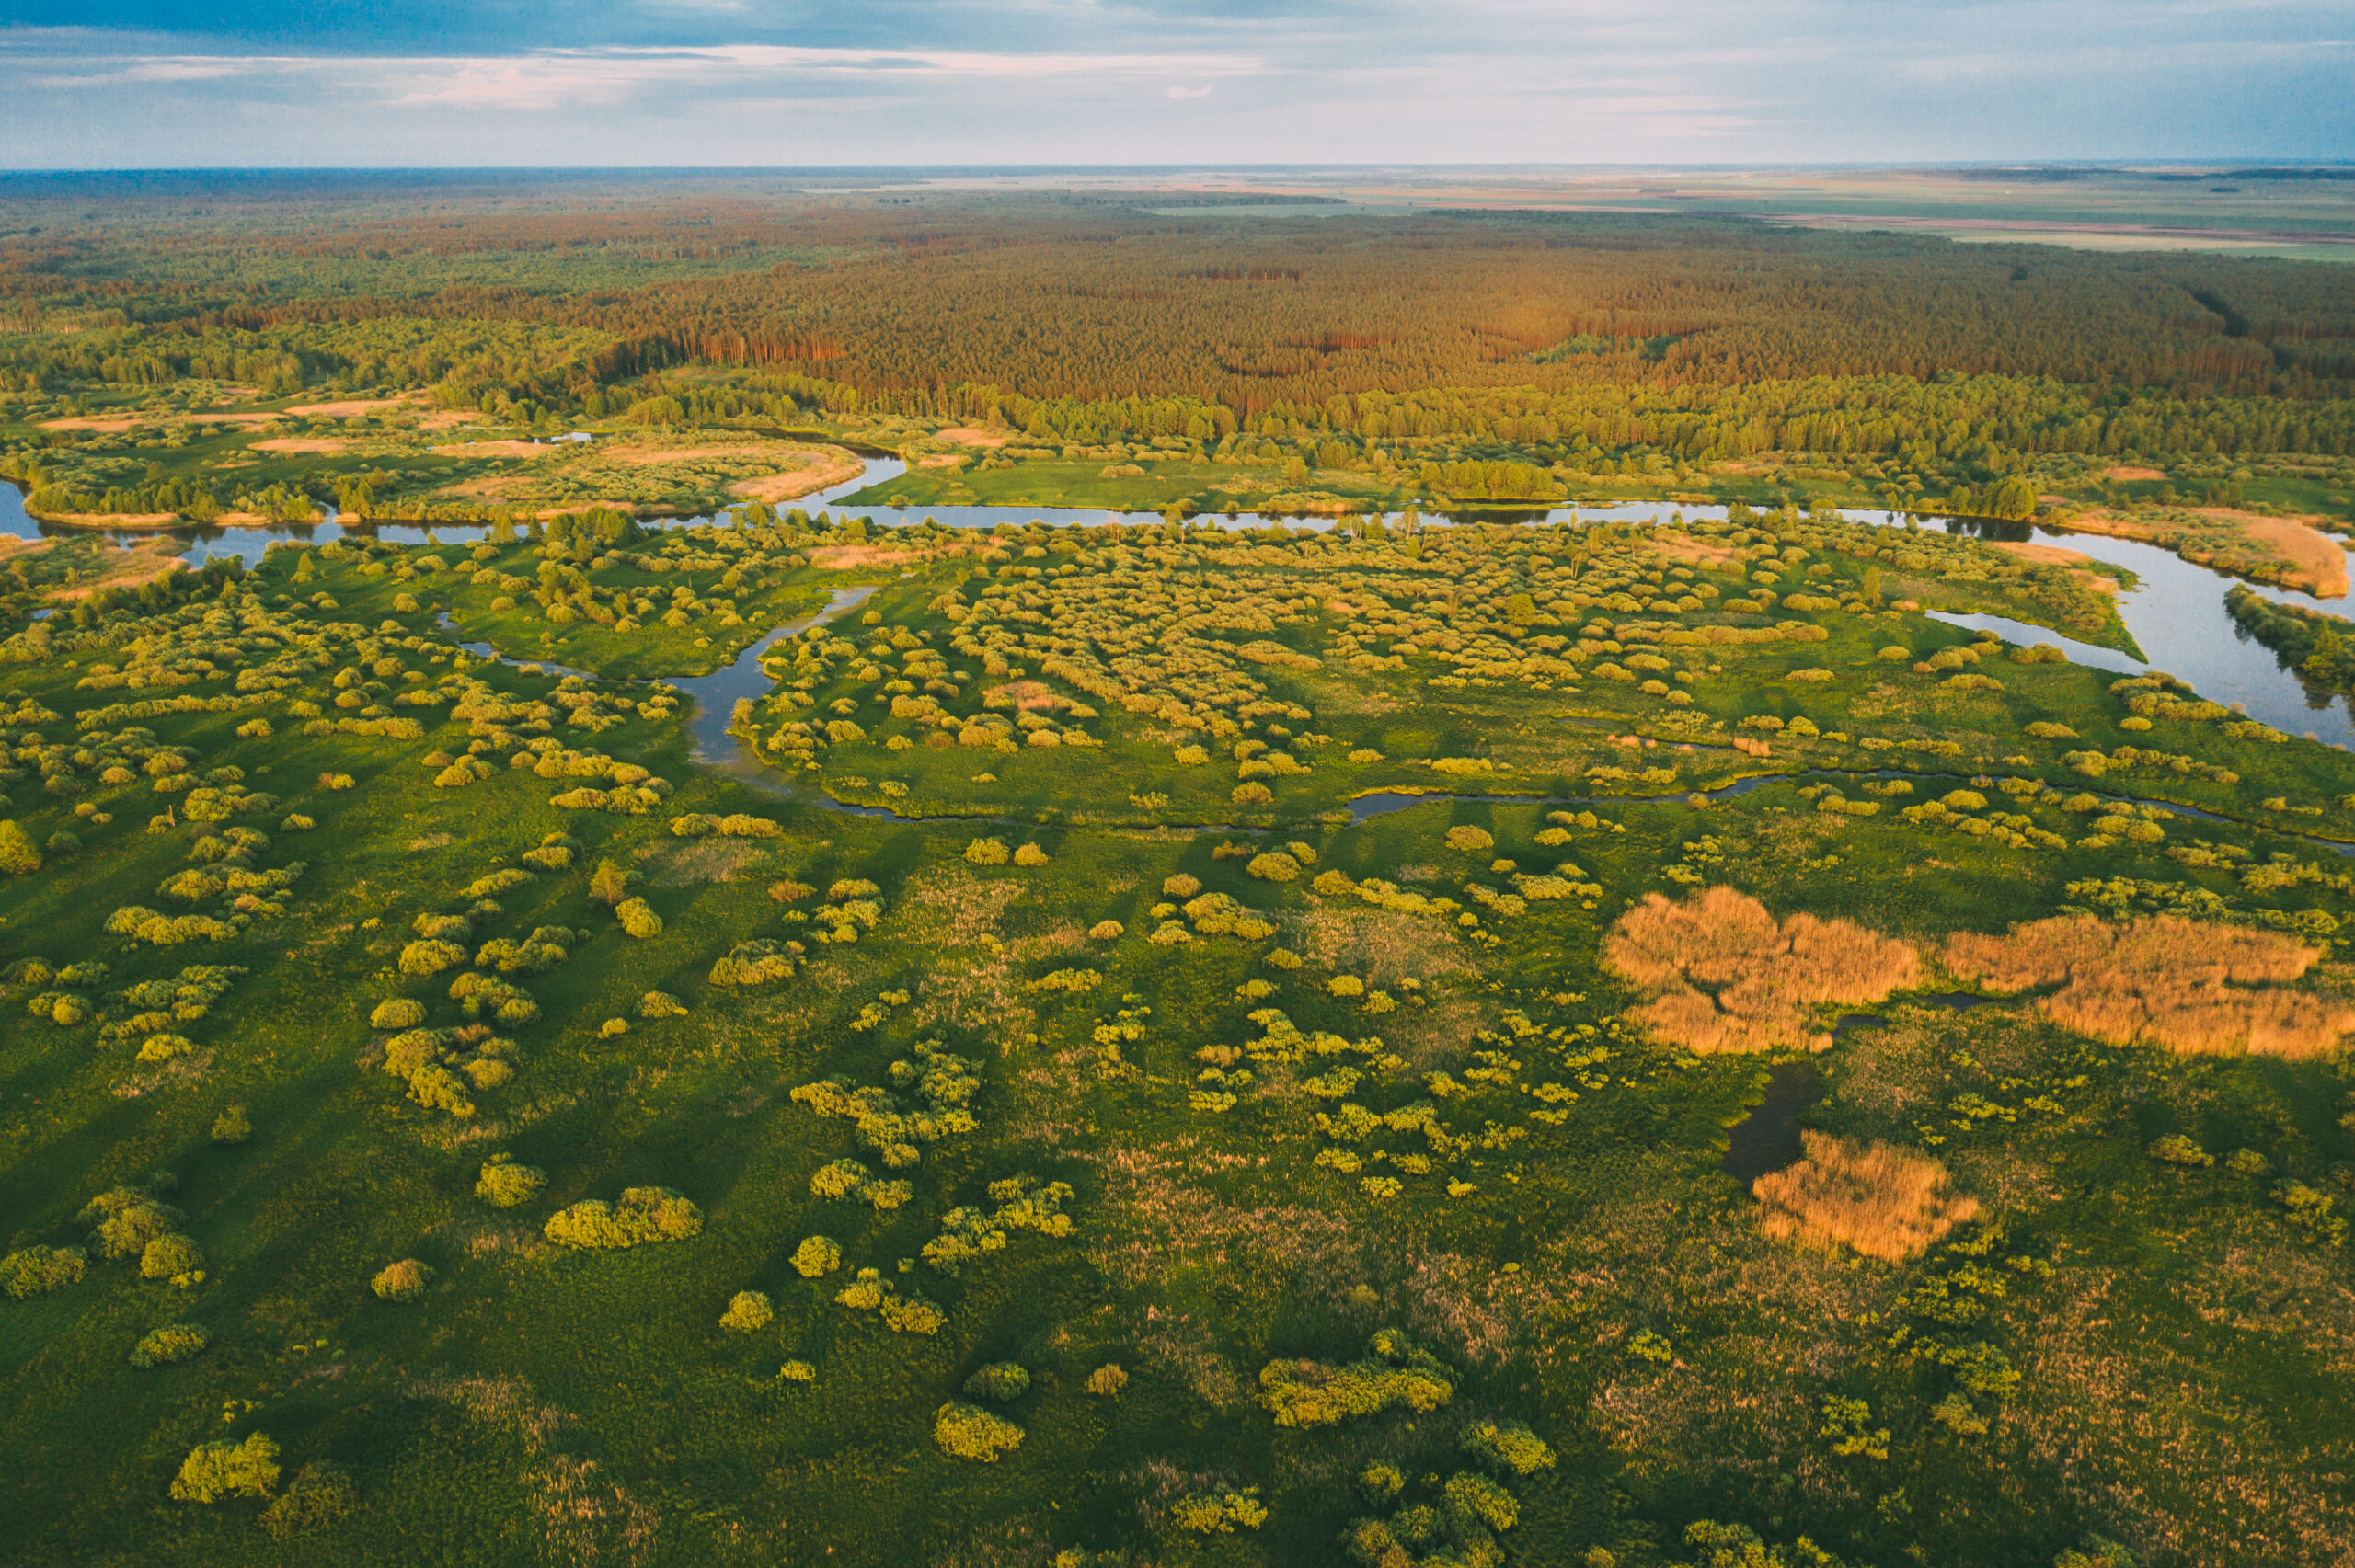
[{"xmin": 1168, "ymin": 83, "xmax": 1214, "ymax": 99}]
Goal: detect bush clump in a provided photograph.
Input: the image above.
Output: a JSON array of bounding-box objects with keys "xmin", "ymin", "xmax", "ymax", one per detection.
[
  {"xmin": 1086, "ymin": 1362, "xmax": 1129, "ymax": 1396},
  {"xmin": 1246, "ymin": 853, "xmax": 1301, "ymax": 882},
  {"xmin": 792, "ymin": 1235, "xmax": 843, "ymax": 1276},
  {"xmin": 934, "ymin": 1401, "xmax": 1024, "ymax": 1462},
  {"xmin": 140, "ymin": 1233, "xmax": 206, "ymax": 1284},
  {"xmin": 962, "ymin": 1361, "xmax": 1030, "ymax": 1402},
  {"xmin": 615, "ymin": 898, "xmax": 662, "ymax": 938},
  {"xmin": 544, "ymin": 1187, "xmax": 703, "ymax": 1249},
  {"xmin": 210, "ymin": 1104, "xmax": 252, "ymax": 1145},
  {"xmin": 369, "ymin": 997, "xmax": 426, "ymax": 1031},
  {"xmin": 719, "ymin": 1290, "xmax": 775, "ymax": 1333},
  {"xmin": 371, "ymin": 1258, "xmax": 434, "ymax": 1301},
  {"xmin": 1443, "ymin": 825, "xmax": 1495, "ymax": 853},
  {"xmin": 476, "ymin": 1155, "xmax": 547, "ymax": 1207},
  {"xmin": 1, "ymin": 1244, "xmax": 87, "ymax": 1299},
  {"xmin": 169, "ymin": 1432, "xmax": 281, "ymax": 1503},
  {"xmin": 964, "ymin": 838, "xmax": 1010, "ymax": 865},
  {"xmin": 2149, "ymin": 1133, "xmax": 2214, "ymax": 1168},
  {"xmin": 130, "ymin": 1322, "xmax": 211, "ymax": 1368},
  {"xmin": 1258, "ymin": 1329, "xmax": 1454, "ymax": 1428}
]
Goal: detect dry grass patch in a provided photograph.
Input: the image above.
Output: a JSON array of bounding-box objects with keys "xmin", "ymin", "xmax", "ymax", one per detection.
[
  {"xmin": 1943, "ymin": 915, "xmax": 2355, "ymax": 1058},
  {"xmin": 639, "ymin": 838, "xmax": 767, "ymax": 887},
  {"xmin": 431, "ymin": 440, "xmax": 561, "ymax": 459},
  {"xmin": 1753, "ymin": 1131, "xmax": 1979, "ymax": 1262},
  {"xmin": 1603, "ymin": 887, "xmax": 1920, "ymax": 1053}
]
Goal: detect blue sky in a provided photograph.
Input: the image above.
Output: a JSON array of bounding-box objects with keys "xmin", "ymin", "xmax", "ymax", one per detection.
[{"xmin": 0, "ymin": 1, "xmax": 2349, "ymax": 167}]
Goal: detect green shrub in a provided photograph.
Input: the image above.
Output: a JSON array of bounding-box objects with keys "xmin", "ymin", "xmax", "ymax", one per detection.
[
  {"xmin": 615, "ymin": 898, "xmax": 663, "ymax": 938},
  {"xmin": 1231, "ymin": 783, "xmax": 1274, "ymax": 806},
  {"xmin": 80, "ymin": 1188, "xmax": 181, "ymax": 1260},
  {"xmin": 0, "ymin": 1244, "xmax": 86, "ymax": 1299},
  {"xmin": 397, "ymin": 940, "xmax": 467, "ymax": 978},
  {"xmin": 210, "ymin": 1104, "xmax": 252, "ymax": 1145},
  {"xmin": 372, "ymin": 993, "xmax": 433, "ymax": 1031},
  {"xmin": 791, "ymin": 1235, "xmax": 843, "ymax": 1276},
  {"xmin": 638, "ymin": 991, "xmax": 688, "ymax": 1019},
  {"xmin": 1171, "ymin": 1489, "xmax": 1268, "ymax": 1534},
  {"xmin": 1460, "ymin": 1419, "xmax": 1557, "ymax": 1476},
  {"xmin": 962, "ymin": 1362, "xmax": 1030, "ymax": 1402},
  {"xmin": 169, "ymin": 1432, "xmax": 281, "ymax": 1503},
  {"xmin": 1086, "ymin": 1363, "xmax": 1129, "ymax": 1396},
  {"xmin": 1246, "ymin": 853, "xmax": 1301, "ymax": 882},
  {"xmin": 720, "ymin": 1290, "xmax": 775, "ymax": 1333},
  {"xmin": 140, "ymin": 1233, "xmax": 205, "ymax": 1284},
  {"xmin": 260, "ymin": 1461, "xmax": 357, "ymax": 1539},
  {"xmin": 1163, "ymin": 874, "xmax": 1201, "ymax": 898},
  {"xmin": 0, "ymin": 820, "xmax": 40, "ymax": 876},
  {"xmin": 372, "ymin": 1258, "xmax": 433, "ymax": 1300},
  {"xmin": 2148, "ymin": 1134, "xmax": 2213, "ymax": 1168},
  {"xmin": 2226, "ymin": 1148, "xmax": 2273, "ymax": 1178},
  {"xmin": 1443, "ymin": 826, "xmax": 1495, "ymax": 853},
  {"xmin": 130, "ymin": 1322, "xmax": 211, "ymax": 1368},
  {"xmin": 476, "ymin": 1156, "xmax": 546, "ymax": 1207},
  {"xmin": 1013, "ymin": 842, "xmax": 1051, "ymax": 866},
  {"xmin": 934, "ymin": 1402, "xmax": 1024, "ymax": 1462},
  {"xmin": 1445, "ymin": 1471, "xmax": 1519, "ymax": 1532},
  {"xmin": 964, "ymin": 838, "xmax": 1009, "ymax": 865},
  {"xmin": 544, "ymin": 1187, "xmax": 703, "ymax": 1249},
  {"xmin": 1258, "ymin": 1329, "xmax": 1453, "ymax": 1427}
]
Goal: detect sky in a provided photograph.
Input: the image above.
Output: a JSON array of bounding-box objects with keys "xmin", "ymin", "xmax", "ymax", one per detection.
[{"xmin": 0, "ymin": 1, "xmax": 2349, "ymax": 168}]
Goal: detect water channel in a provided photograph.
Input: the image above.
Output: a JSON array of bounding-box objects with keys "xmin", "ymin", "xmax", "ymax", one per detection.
[{"xmin": 6, "ymin": 450, "xmax": 2352, "ymax": 746}]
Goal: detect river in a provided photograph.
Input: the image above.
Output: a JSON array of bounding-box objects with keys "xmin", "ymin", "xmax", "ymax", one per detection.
[{"xmin": 6, "ymin": 455, "xmax": 2351, "ymax": 745}]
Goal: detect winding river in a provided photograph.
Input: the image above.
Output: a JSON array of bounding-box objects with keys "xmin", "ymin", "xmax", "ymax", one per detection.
[{"xmin": 6, "ymin": 452, "xmax": 2352, "ymax": 746}]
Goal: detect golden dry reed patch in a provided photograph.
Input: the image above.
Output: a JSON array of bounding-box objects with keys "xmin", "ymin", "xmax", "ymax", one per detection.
[
  {"xmin": 1603, "ymin": 887, "xmax": 1921, "ymax": 1053},
  {"xmin": 1753, "ymin": 1131, "xmax": 1980, "ymax": 1262},
  {"xmin": 1943, "ymin": 914, "xmax": 2355, "ymax": 1059}
]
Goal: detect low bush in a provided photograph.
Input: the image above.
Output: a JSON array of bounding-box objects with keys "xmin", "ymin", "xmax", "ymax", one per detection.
[
  {"xmin": 476, "ymin": 1156, "xmax": 546, "ymax": 1207},
  {"xmin": 372, "ymin": 1258, "xmax": 434, "ymax": 1300},
  {"xmin": 1, "ymin": 1242, "xmax": 85, "ymax": 1299},
  {"xmin": 140, "ymin": 1233, "xmax": 205, "ymax": 1284},
  {"xmin": 130, "ymin": 1322, "xmax": 211, "ymax": 1368},
  {"xmin": 1086, "ymin": 1363, "xmax": 1129, "ymax": 1396},
  {"xmin": 1258, "ymin": 1329, "xmax": 1454, "ymax": 1428},
  {"xmin": 934, "ymin": 1402, "xmax": 1024, "ymax": 1462},
  {"xmin": 962, "ymin": 1362, "xmax": 1030, "ymax": 1402},
  {"xmin": 792, "ymin": 1235, "xmax": 843, "ymax": 1276},
  {"xmin": 544, "ymin": 1187, "xmax": 703, "ymax": 1249},
  {"xmin": 719, "ymin": 1290, "xmax": 775, "ymax": 1333},
  {"xmin": 169, "ymin": 1432, "xmax": 281, "ymax": 1503}
]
